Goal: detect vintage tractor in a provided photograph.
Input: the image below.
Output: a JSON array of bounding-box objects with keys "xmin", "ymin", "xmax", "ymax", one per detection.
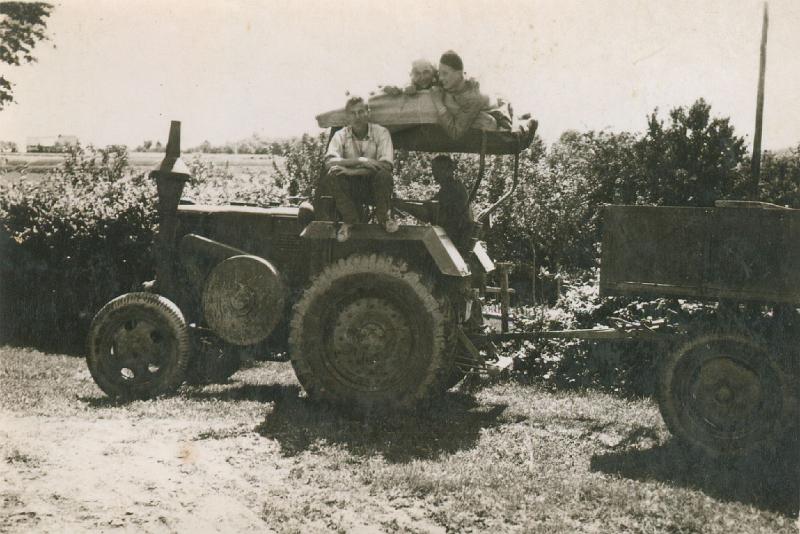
[
  {"xmin": 86, "ymin": 120, "xmax": 797, "ymax": 457},
  {"xmin": 86, "ymin": 121, "xmax": 534, "ymax": 412}
]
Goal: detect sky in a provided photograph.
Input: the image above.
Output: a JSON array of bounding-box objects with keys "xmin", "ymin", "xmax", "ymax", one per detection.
[{"xmin": 2, "ymin": 0, "xmax": 799, "ymax": 151}]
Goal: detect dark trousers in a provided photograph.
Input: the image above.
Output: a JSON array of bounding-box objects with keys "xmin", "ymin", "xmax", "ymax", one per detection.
[{"xmin": 324, "ymin": 169, "xmax": 393, "ymax": 224}]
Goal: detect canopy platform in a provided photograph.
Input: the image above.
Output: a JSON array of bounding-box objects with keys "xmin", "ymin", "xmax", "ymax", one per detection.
[
  {"xmin": 389, "ymin": 124, "xmax": 533, "ymax": 155},
  {"xmin": 316, "ymin": 90, "xmax": 533, "ymax": 155}
]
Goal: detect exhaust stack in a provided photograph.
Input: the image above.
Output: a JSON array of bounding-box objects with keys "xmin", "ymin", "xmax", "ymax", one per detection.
[{"xmin": 150, "ymin": 121, "xmax": 191, "ymax": 297}]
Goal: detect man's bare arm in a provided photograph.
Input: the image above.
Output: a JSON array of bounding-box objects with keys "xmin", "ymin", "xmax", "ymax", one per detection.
[
  {"xmin": 325, "ymin": 157, "xmax": 362, "ymax": 169},
  {"xmin": 327, "ymin": 157, "xmax": 388, "ymax": 170}
]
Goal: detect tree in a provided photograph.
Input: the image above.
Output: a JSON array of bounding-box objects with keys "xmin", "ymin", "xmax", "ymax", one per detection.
[
  {"xmin": 758, "ymin": 144, "xmax": 800, "ymax": 207},
  {"xmin": 0, "ymin": 140, "xmax": 18, "ymax": 152},
  {"xmin": 634, "ymin": 99, "xmax": 748, "ymax": 206},
  {"xmin": 0, "ymin": 2, "xmax": 53, "ymax": 110}
]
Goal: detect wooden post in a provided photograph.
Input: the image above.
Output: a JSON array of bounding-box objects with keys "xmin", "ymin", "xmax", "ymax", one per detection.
[
  {"xmin": 554, "ymin": 263, "xmax": 562, "ymax": 303},
  {"xmin": 497, "ymin": 262, "xmax": 513, "ymax": 333},
  {"xmin": 751, "ymin": 2, "xmax": 769, "ymax": 199},
  {"xmin": 530, "ymin": 243, "xmax": 537, "ymax": 304}
]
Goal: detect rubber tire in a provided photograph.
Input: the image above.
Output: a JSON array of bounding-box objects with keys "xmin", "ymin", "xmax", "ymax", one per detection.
[
  {"xmin": 87, "ymin": 292, "xmax": 190, "ymax": 400},
  {"xmin": 185, "ymin": 332, "xmax": 242, "ymax": 385},
  {"xmin": 657, "ymin": 332, "xmax": 792, "ymax": 458},
  {"xmin": 289, "ymin": 254, "xmax": 453, "ymax": 412}
]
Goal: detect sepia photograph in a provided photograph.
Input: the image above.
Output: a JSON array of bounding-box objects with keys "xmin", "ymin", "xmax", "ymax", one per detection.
[{"xmin": 1, "ymin": 0, "xmax": 799, "ymax": 532}]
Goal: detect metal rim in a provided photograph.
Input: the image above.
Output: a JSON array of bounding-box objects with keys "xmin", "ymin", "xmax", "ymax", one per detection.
[
  {"xmin": 669, "ymin": 335, "xmax": 782, "ymax": 449},
  {"xmin": 319, "ymin": 282, "xmax": 428, "ymax": 394},
  {"xmin": 94, "ymin": 308, "xmax": 179, "ymax": 392}
]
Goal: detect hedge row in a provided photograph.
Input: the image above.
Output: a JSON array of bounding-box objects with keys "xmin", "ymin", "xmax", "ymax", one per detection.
[{"xmin": 0, "ymin": 145, "xmax": 287, "ymax": 350}]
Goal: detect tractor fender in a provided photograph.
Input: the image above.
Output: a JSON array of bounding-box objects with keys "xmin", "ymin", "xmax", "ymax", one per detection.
[
  {"xmin": 471, "ymin": 241, "xmax": 495, "ymax": 274},
  {"xmin": 178, "ymin": 234, "xmax": 249, "ymax": 286},
  {"xmin": 300, "ymin": 221, "xmax": 470, "ymax": 277}
]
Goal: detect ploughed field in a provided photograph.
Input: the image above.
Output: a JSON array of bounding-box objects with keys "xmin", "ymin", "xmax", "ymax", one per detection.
[
  {"xmin": 0, "ymin": 152, "xmax": 281, "ymax": 184},
  {"xmin": 1, "ymin": 346, "xmax": 796, "ymax": 533}
]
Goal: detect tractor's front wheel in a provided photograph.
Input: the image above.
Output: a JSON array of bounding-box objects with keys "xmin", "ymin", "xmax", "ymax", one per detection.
[
  {"xmin": 289, "ymin": 254, "xmax": 453, "ymax": 412},
  {"xmin": 87, "ymin": 292, "xmax": 190, "ymax": 399}
]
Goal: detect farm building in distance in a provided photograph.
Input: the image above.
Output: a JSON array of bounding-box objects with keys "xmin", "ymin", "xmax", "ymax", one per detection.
[{"xmin": 26, "ymin": 135, "xmax": 79, "ymax": 153}]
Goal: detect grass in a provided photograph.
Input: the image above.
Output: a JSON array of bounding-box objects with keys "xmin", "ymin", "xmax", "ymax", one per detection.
[{"xmin": 1, "ymin": 345, "xmax": 797, "ymax": 533}]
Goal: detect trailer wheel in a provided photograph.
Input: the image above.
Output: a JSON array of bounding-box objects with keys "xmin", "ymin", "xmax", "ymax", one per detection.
[
  {"xmin": 87, "ymin": 292, "xmax": 190, "ymax": 399},
  {"xmin": 657, "ymin": 332, "xmax": 791, "ymax": 457},
  {"xmin": 289, "ymin": 254, "xmax": 453, "ymax": 412}
]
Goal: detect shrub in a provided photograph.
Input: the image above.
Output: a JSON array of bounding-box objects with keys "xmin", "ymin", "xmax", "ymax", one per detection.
[
  {"xmin": 272, "ymin": 132, "xmax": 328, "ymax": 197},
  {"xmin": 184, "ymin": 155, "xmax": 287, "ymax": 206},
  {"xmin": 0, "ymin": 144, "xmax": 157, "ymax": 350},
  {"xmin": 507, "ymin": 273, "xmax": 715, "ymax": 396}
]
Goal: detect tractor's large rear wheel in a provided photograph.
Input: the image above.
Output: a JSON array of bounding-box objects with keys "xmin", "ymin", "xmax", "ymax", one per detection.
[
  {"xmin": 657, "ymin": 331, "xmax": 792, "ymax": 457},
  {"xmin": 87, "ymin": 292, "xmax": 190, "ymax": 399},
  {"xmin": 289, "ymin": 254, "xmax": 453, "ymax": 412}
]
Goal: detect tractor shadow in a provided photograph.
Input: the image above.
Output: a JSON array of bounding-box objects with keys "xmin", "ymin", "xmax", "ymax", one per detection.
[
  {"xmin": 183, "ymin": 382, "xmax": 302, "ymax": 403},
  {"xmin": 590, "ymin": 434, "xmax": 800, "ymax": 517},
  {"xmin": 81, "ymin": 382, "xmax": 302, "ymax": 407},
  {"xmin": 255, "ymin": 390, "xmax": 513, "ymax": 463}
]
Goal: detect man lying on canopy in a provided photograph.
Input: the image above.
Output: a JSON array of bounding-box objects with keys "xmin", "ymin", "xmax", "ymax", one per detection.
[{"xmin": 430, "ymin": 50, "xmax": 491, "ymax": 140}]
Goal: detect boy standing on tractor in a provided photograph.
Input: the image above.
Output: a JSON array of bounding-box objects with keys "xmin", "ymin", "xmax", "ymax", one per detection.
[
  {"xmin": 324, "ymin": 96, "xmax": 399, "ymax": 241},
  {"xmin": 428, "ymin": 155, "xmax": 474, "ymax": 251},
  {"xmin": 395, "ymin": 154, "xmax": 474, "ymax": 253}
]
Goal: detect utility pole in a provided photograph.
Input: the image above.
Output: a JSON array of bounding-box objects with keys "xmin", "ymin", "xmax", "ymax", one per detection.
[{"xmin": 751, "ymin": 2, "xmax": 769, "ymax": 199}]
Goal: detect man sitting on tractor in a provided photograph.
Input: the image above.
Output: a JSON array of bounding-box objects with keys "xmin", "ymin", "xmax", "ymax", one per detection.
[{"xmin": 323, "ymin": 96, "xmax": 399, "ymax": 241}]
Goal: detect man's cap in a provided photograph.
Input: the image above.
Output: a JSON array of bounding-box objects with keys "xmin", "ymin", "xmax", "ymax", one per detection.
[{"xmin": 439, "ymin": 50, "xmax": 463, "ymax": 71}]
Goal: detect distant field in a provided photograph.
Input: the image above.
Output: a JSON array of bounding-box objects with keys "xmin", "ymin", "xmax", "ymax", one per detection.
[{"xmin": 0, "ymin": 152, "xmax": 284, "ymax": 184}]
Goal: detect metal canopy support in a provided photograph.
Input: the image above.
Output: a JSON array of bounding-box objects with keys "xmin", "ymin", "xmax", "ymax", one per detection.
[
  {"xmin": 477, "ymin": 151, "xmax": 520, "ymax": 222},
  {"xmin": 469, "ymin": 130, "xmax": 488, "ymax": 203}
]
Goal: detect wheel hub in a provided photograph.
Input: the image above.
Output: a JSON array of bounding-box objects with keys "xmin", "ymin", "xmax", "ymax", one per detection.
[
  {"xmin": 329, "ymin": 297, "xmax": 412, "ymax": 390},
  {"xmin": 352, "ymin": 322, "xmax": 388, "ymax": 353},
  {"xmin": 229, "ymin": 283, "xmax": 254, "ymax": 315},
  {"xmin": 689, "ymin": 356, "xmax": 764, "ymax": 433},
  {"xmin": 714, "ymin": 385, "xmax": 733, "ymax": 403},
  {"xmin": 108, "ymin": 318, "xmax": 169, "ymax": 383}
]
